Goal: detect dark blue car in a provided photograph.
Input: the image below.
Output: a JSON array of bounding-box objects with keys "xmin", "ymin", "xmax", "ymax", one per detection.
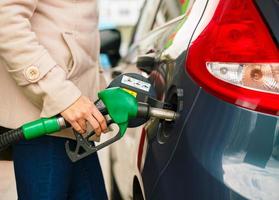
[{"xmin": 110, "ymin": 0, "xmax": 279, "ymax": 199}]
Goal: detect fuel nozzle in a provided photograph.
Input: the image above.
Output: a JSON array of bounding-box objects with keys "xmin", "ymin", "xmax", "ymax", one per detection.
[{"xmin": 137, "ymin": 102, "xmax": 177, "ymax": 122}]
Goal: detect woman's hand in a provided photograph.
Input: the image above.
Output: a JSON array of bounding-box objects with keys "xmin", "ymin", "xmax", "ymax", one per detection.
[{"xmin": 60, "ymin": 96, "xmax": 107, "ymax": 136}]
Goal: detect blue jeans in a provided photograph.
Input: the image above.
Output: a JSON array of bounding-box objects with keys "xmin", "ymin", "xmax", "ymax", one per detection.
[{"xmin": 12, "ymin": 136, "xmax": 107, "ymax": 200}]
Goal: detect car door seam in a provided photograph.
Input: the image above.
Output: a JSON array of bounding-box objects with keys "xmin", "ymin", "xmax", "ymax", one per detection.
[
  {"xmin": 150, "ymin": 87, "xmax": 202, "ymax": 197},
  {"xmin": 149, "ymin": 0, "xmax": 210, "ymax": 196}
]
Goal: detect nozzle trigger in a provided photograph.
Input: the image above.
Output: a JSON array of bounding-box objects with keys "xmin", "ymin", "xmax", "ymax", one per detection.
[{"xmin": 65, "ymin": 120, "xmax": 122, "ymax": 162}]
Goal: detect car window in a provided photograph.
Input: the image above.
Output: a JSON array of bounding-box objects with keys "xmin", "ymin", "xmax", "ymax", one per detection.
[
  {"xmin": 152, "ymin": 0, "xmax": 183, "ymax": 29},
  {"xmin": 131, "ymin": 0, "xmax": 162, "ymax": 44},
  {"xmin": 129, "ymin": 0, "xmax": 194, "ymax": 47}
]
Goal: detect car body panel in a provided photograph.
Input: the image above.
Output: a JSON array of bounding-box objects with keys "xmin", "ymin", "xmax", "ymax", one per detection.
[
  {"xmin": 140, "ymin": 0, "xmax": 279, "ymax": 199},
  {"xmin": 254, "ymin": 0, "xmax": 279, "ymax": 44},
  {"xmin": 110, "ymin": 125, "xmax": 144, "ymax": 199},
  {"xmin": 143, "ymin": 67, "xmax": 279, "ymax": 199}
]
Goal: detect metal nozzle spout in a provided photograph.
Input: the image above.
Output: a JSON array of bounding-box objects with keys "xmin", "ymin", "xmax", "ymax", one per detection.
[{"xmin": 149, "ymin": 107, "xmax": 177, "ymax": 121}]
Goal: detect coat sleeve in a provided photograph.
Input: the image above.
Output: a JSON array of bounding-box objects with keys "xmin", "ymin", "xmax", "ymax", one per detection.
[{"xmin": 0, "ymin": 0, "xmax": 81, "ymax": 117}]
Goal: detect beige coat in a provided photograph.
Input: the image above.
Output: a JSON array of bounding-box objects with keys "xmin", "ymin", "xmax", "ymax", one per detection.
[{"xmin": 0, "ymin": 0, "xmax": 106, "ymax": 138}]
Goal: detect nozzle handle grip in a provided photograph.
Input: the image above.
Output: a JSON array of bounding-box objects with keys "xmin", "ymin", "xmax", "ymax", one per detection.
[
  {"xmin": 67, "ymin": 118, "xmax": 131, "ymax": 162},
  {"xmin": 65, "ymin": 119, "xmax": 123, "ymax": 162}
]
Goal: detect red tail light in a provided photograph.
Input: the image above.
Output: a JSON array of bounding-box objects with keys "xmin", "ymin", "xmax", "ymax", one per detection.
[{"xmin": 186, "ymin": 0, "xmax": 279, "ymax": 115}]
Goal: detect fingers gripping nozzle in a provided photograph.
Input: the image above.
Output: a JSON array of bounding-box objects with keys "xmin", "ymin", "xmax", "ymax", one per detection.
[{"xmin": 65, "ymin": 87, "xmax": 136, "ymax": 162}]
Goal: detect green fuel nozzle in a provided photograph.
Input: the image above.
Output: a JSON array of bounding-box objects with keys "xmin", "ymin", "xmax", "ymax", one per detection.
[
  {"xmin": 0, "ymin": 73, "xmax": 177, "ymax": 162},
  {"xmin": 67, "ymin": 87, "xmax": 177, "ymax": 162}
]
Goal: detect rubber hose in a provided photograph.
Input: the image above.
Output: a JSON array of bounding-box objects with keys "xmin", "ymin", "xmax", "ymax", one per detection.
[{"xmin": 0, "ymin": 129, "xmax": 23, "ymax": 150}]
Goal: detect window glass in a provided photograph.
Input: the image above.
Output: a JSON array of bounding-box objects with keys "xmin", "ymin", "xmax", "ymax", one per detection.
[
  {"xmin": 131, "ymin": 0, "xmax": 161, "ymax": 43},
  {"xmin": 152, "ymin": 0, "xmax": 182, "ymax": 29}
]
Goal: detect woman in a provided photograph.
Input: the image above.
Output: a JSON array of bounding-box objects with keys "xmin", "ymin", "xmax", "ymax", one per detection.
[{"xmin": 0, "ymin": 0, "xmax": 108, "ymax": 199}]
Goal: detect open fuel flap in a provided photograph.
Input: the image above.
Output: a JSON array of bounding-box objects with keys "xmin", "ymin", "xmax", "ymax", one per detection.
[{"xmin": 146, "ymin": 85, "xmax": 182, "ymax": 144}]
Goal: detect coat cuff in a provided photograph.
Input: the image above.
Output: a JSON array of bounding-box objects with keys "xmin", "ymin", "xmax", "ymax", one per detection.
[
  {"xmin": 38, "ymin": 66, "xmax": 82, "ymax": 118},
  {"xmin": 8, "ymin": 51, "xmax": 57, "ymax": 86}
]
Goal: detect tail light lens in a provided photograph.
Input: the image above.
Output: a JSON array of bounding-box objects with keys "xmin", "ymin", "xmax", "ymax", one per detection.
[
  {"xmin": 207, "ymin": 62, "xmax": 279, "ymax": 94},
  {"xmin": 186, "ymin": 0, "xmax": 279, "ymax": 115}
]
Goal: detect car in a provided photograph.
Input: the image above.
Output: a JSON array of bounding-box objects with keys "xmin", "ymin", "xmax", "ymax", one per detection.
[{"xmin": 105, "ymin": 0, "xmax": 279, "ymax": 199}]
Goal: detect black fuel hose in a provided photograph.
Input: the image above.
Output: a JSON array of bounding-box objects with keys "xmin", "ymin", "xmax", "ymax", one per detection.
[{"xmin": 0, "ymin": 128, "xmax": 24, "ymax": 151}]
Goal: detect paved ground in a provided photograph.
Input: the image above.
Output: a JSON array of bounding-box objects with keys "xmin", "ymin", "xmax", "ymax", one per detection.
[{"xmin": 0, "ymin": 161, "xmax": 17, "ymax": 200}]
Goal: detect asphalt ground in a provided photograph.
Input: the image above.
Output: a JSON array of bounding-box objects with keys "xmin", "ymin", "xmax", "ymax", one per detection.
[{"xmin": 0, "ymin": 161, "xmax": 17, "ymax": 200}]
